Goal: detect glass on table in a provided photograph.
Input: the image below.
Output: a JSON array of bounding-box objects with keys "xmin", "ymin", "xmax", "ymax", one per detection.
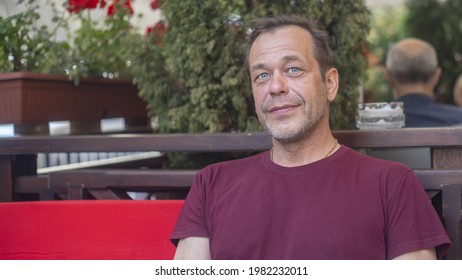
[{"xmin": 356, "ymin": 102, "xmax": 405, "ymax": 130}]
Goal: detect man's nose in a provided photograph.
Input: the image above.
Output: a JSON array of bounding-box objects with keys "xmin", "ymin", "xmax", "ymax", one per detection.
[{"xmin": 269, "ymin": 71, "xmax": 289, "ymax": 95}]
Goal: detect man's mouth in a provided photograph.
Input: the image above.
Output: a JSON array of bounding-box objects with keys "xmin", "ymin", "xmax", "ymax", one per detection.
[{"xmin": 268, "ymin": 104, "xmax": 298, "ymax": 114}]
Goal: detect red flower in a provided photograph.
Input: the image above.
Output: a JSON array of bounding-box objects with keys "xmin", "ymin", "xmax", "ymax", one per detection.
[
  {"xmin": 67, "ymin": 0, "xmax": 106, "ymax": 13},
  {"xmin": 107, "ymin": 0, "xmax": 134, "ymax": 16},
  {"xmin": 146, "ymin": 21, "xmax": 167, "ymax": 37},
  {"xmin": 146, "ymin": 21, "xmax": 167, "ymax": 45},
  {"xmin": 150, "ymin": 0, "xmax": 159, "ymax": 10}
]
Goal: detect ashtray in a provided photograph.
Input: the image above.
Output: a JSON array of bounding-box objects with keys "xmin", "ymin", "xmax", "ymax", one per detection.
[{"xmin": 356, "ymin": 102, "xmax": 405, "ymax": 130}]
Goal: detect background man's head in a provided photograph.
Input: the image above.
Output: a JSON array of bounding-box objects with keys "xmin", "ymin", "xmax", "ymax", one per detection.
[
  {"xmin": 385, "ymin": 38, "xmax": 441, "ymax": 97},
  {"xmin": 454, "ymin": 74, "xmax": 462, "ymax": 106}
]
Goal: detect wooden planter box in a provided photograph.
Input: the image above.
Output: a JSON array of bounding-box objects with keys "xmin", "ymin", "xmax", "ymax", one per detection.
[{"xmin": 0, "ymin": 72, "xmax": 149, "ymax": 134}]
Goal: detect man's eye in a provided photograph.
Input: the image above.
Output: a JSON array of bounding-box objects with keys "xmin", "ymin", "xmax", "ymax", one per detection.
[
  {"xmin": 256, "ymin": 73, "xmax": 270, "ymax": 80},
  {"xmin": 288, "ymin": 67, "xmax": 300, "ymax": 73}
]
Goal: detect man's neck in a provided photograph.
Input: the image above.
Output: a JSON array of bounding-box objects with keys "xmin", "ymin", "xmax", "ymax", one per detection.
[
  {"xmin": 394, "ymin": 84, "xmax": 434, "ymax": 98},
  {"xmin": 270, "ymin": 124, "xmax": 338, "ymax": 167}
]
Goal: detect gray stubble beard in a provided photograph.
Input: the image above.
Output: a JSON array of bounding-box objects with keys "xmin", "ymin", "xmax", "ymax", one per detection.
[{"xmin": 258, "ymin": 87, "xmax": 328, "ymax": 144}]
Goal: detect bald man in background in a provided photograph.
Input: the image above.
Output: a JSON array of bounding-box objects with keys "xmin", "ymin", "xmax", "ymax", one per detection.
[
  {"xmin": 384, "ymin": 38, "xmax": 462, "ymax": 127},
  {"xmin": 453, "ymin": 74, "xmax": 462, "ymax": 107}
]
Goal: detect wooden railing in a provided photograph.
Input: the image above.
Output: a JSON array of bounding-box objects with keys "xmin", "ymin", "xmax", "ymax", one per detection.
[
  {"xmin": 2, "ymin": 128, "xmax": 462, "ymax": 199},
  {"xmin": 1, "ymin": 127, "xmax": 462, "ymax": 259}
]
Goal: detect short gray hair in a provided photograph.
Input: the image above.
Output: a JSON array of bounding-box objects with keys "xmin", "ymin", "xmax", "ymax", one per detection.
[
  {"xmin": 244, "ymin": 14, "xmax": 333, "ymax": 79},
  {"xmin": 385, "ymin": 38, "xmax": 438, "ymax": 85}
]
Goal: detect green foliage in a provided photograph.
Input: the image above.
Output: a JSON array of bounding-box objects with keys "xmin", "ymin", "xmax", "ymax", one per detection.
[
  {"xmin": 367, "ymin": 6, "xmax": 408, "ymax": 62},
  {"xmin": 131, "ymin": 0, "xmax": 370, "ymax": 132},
  {"xmin": 366, "ymin": 1, "xmax": 462, "ymax": 104},
  {"xmin": 65, "ymin": 7, "xmax": 142, "ymax": 84},
  {"xmin": 0, "ymin": 0, "xmax": 67, "ymax": 73},
  {"xmin": 365, "ymin": 5, "xmax": 408, "ymax": 102},
  {"xmin": 319, "ymin": 0, "xmax": 371, "ymax": 129},
  {"xmin": 0, "ymin": 0, "xmax": 142, "ymax": 85},
  {"xmin": 405, "ymin": 0, "xmax": 462, "ymax": 103}
]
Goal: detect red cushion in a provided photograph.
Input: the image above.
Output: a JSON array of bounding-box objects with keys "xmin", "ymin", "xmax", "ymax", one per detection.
[{"xmin": 0, "ymin": 200, "xmax": 183, "ymax": 260}]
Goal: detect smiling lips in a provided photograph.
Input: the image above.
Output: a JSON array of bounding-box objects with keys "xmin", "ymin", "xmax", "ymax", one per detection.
[{"xmin": 268, "ymin": 104, "xmax": 299, "ymax": 114}]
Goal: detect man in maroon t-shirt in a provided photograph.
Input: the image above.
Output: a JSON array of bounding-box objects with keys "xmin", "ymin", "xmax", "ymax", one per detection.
[{"xmin": 171, "ymin": 14, "xmax": 451, "ymax": 260}]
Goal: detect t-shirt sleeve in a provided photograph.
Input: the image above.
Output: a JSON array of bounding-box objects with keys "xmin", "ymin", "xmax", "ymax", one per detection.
[
  {"xmin": 170, "ymin": 169, "xmax": 209, "ymax": 246},
  {"xmin": 386, "ymin": 170, "xmax": 451, "ymax": 259}
]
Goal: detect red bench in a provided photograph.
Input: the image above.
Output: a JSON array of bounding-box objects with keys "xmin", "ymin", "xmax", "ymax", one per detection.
[{"xmin": 0, "ymin": 200, "xmax": 184, "ymax": 260}]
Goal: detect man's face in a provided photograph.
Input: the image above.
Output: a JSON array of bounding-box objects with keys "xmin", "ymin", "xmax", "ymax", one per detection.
[{"xmin": 248, "ymin": 25, "xmax": 337, "ymax": 143}]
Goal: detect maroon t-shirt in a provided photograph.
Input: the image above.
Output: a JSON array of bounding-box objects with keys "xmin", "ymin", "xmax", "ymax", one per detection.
[{"xmin": 171, "ymin": 145, "xmax": 450, "ymax": 259}]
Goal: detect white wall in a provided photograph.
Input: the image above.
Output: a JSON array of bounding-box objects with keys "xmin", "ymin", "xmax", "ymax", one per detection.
[
  {"xmin": 0, "ymin": 0, "xmax": 162, "ymax": 38},
  {"xmin": 2, "ymin": 0, "xmax": 405, "ymax": 32}
]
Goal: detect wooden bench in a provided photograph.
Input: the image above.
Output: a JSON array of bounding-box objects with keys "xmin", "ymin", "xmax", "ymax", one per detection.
[
  {"xmin": 40, "ymin": 167, "xmax": 462, "ymax": 259},
  {"xmin": 1, "ymin": 127, "xmax": 462, "ymax": 259},
  {"xmin": 47, "ymin": 169, "xmax": 196, "ymax": 200},
  {"xmin": 413, "ymin": 169, "xmax": 462, "ymax": 260}
]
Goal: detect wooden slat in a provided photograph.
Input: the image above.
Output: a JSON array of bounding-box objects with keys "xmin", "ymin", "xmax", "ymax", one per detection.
[
  {"xmin": 87, "ymin": 189, "xmax": 128, "ymax": 200},
  {"xmin": 414, "ymin": 169, "xmax": 462, "ymax": 190},
  {"xmin": 413, "ymin": 169, "xmax": 462, "ymax": 259},
  {"xmin": 14, "ymin": 175, "xmax": 48, "ymax": 193},
  {"xmin": 2, "ymin": 127, "xmax": 462, "ymax": 155},
  {"xmin": 0, "ymin": 133, "xmax": 272, "ymax": 154},
  {"xmin": 441, "ymin": 184, "xmax": 462, "ymax": 260},
  {"xmin": 0, "ymin": 156, "xmax": 13, "ymax": 202},
  {"xmin": 49, "ymin": 169, "xmax": 197, "ymax": 188},
  {"xmin": 432, "ymin": 148, "xmax": 462, "ymax": 169},
  {"xmin": 335, "ymin": 127, "xmax": 462, "ymax": 148},
  {"xmin": 48, "ymin": 169, "xmax": 196, "ymax": 200}
]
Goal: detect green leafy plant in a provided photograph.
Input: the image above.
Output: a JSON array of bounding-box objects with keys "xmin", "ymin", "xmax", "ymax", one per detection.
[
  {"xmin": 364, "ymin": 5, "xmax": 409, "ymax": 102},
  {"xmin": 0, "ymin": 0, "xmax": 155, "ymax": 85},
  {"xmin": 0, "ymin": 0, "xmax": 67, "ymax": 74},
  {"xmin": 2, "ymin": 0, "xmax": 371, "ymax": 145},
  {"xmin": 405, "ymin": 0, "xmax": 462, "ymax": 103},
  {"xmin": 364, "ymin": 0, "xmax": 462, "ymax": 104},
  {"xmin": 129, "ymin": 0, "xmax": 370, "ymax": 168},
  {"xmin": 63, "ymin": 0, "xmax": 143, "ymax": 84},
  {"xmin": 131, "ymin": 0, "xmax": 370, "ymax": 133}
]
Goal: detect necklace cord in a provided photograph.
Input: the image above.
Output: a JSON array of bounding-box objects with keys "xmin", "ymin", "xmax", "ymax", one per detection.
[{"xmin": 270, "ymin": 138, "xmax": 338, "ymax": 162}]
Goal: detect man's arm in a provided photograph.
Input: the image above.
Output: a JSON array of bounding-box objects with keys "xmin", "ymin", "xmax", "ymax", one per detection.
[
  {"xmin": 173, "ymin": 237, "xmax": 211, "ymax": 260},
  {"xmin": 393, "ymin": 248, "xmax": 437, "ymax": 260}
]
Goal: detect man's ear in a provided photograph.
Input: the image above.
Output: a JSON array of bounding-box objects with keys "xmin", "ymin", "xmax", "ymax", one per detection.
[
  {"xmin": 382, "ymin": 67, "xmax": 396, "ymax": 87},
  {"xmin": 325, "ymin": 68, "xmax": 339, "ymax": 102},
  {"xmin": 430, "ymin": 67, "xmax": 442, "ymax": 87}
]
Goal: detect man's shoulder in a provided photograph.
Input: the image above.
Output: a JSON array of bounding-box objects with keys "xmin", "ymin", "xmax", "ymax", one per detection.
[
  {"xmin": 429, "ymin": 102, "xmax": 462, "ymax": 124},
  {"xmin": 397, "ymin": 93, "xmax": 462, "ymax": 126},
  {"xmin": 340, "ymin": 146, "xmax": 412, "ymax": 173},
  {"xmin": 202, "ymin": 152, "xmax": 265, "ymax": 171},
  {"xmin": 436, "ymin": 102, "xmax": 462, "ymax": 114}
]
